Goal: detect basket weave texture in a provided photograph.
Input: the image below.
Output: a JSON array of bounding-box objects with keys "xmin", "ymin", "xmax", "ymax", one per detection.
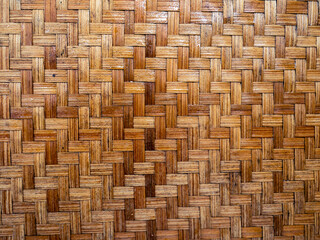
[{"xmin": 0, "ymin": 0, "xmax": 320, "ymax": 239}]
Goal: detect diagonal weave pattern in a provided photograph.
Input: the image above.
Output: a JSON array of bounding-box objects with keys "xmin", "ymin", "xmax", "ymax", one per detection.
[{"xmin": 1, "ymin": 0, "xmax": 320, "ymax": 239}]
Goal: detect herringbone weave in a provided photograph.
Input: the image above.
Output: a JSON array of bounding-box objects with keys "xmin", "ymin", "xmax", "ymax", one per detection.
[{"xmin": 0, "ymin": 0, "xmax": 320, "ymax": 239}]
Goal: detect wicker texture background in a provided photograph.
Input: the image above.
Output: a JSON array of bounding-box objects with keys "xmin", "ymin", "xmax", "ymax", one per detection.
[{"xmin": 0, "ymin": 0, "xmax": 320, "ymax": 239}]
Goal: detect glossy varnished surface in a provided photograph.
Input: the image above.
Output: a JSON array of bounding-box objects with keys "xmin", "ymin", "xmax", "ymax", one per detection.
[{"xmin": 0, "ymin": 0, "xmax": 320, "ymax": 239}]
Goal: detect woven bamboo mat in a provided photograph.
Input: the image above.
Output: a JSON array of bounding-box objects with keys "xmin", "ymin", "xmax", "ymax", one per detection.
[{"xmin": 0, "ymin": 0, "xmax": 320, "ymax": 239}]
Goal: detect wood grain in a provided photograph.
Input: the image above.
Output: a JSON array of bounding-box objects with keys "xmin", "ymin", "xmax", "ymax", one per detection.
[{"xmin": 0, "ymin": 0, "xmax": 320, "ymax": 239}]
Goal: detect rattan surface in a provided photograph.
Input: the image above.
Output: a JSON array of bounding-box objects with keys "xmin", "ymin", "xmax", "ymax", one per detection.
[{"xmin": 0, "ymin": 0, "xmax": 320, "ymax": 239}]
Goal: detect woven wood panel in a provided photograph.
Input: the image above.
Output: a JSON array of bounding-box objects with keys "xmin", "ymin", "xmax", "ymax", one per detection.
[{"xmin": 1, "ymin": 0, "xmax": 320, "ymax": 239}]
